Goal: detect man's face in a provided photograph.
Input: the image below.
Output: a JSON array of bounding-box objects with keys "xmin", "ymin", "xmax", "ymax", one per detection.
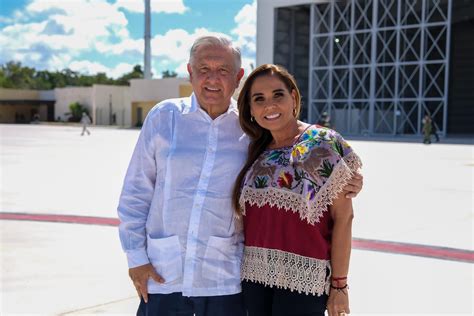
[{"xmin": 187, "ymin": 45, "xmax": 244, "ymax": 115}]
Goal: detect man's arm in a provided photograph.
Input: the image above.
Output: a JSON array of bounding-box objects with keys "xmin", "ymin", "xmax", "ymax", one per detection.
[{"xmin": 117, "ymin": 114, "xmax": 163, "ymax": 302}]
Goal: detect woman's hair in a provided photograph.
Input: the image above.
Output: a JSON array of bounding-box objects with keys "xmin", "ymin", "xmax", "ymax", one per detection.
[{"xmin": 231, "ymin": 64, "xmax": 301, "ymax": 215}]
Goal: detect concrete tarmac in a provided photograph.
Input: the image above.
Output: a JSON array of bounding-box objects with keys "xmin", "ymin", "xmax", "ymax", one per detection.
[{"xmin": 1, "ymin": 124, "xmax": 472, "ymax": 315}]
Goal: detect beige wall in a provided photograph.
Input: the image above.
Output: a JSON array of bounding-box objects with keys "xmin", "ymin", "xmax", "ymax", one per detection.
[
  {"xmin": 0, "ymin": 88, "xmax": 40, "ymax": 100},
  {"xmin": 54, "ymin": 87, "xmax": 93, "ymax": 121},
  {"xmin": 92, "ymin": 85, "xmax": 131, "ymax": 126},
  {"xmin": 130, "ymin": 78, "xmax": 191, "ymax": 102},
  {"xmin": 128, "ymin": 78, "xmax": 193, "ymax": 127},
  {"xmin": 129, "ymin": 82, "xmax": 193, "ymax": 127}
]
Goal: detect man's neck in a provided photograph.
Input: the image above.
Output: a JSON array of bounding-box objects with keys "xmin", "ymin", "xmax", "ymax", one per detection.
[{"xmin": 200, "ymin": 103, "xmax": 230, "ymax": 120}]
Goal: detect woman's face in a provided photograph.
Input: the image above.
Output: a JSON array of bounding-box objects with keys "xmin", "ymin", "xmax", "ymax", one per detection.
[{"xmin": 249, "ymin": 74, "xmax": 297, "ymax": 133}]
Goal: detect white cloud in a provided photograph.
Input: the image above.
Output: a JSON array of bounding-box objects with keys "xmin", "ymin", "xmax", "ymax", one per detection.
[
  {"xmin": 114, "ymin": 0, "xmax": 188, "ymax": 14},
  {"xmin": 48, "ymin": 54, "xmax": 73, "ymax": 70},
  {"xmin": 233, "ymin": 0, "xmax": 257, "ymax": 38},
  {"xmin": 109, "ymin": 62, "xmax": 139, "ymax": 78},
  {"xmin": 95, "ymin": 38, "xmax": 142, "ymax": 55},
  {"xmin": 69, "ymin": 60, "xmax": 137, "ymax": 79},
  {"xmin": 231, "ymin": 0, "xmax": 257, "ymax": 74},
  {"xmin": 150, "ymin": 28, "xmax": 233, "ymax": 77},
  {"xmin": 0, "ymin": 0, "xmax": 132, "ymax": 73},
  {"xmin": 69, "ymin": 60, "xmax": 110, "ymax": 75},
  {"xmin": 0, "ymin": 0, "xmax": 256, "ymax": 79},
  {"xmin": 174, "ymin": 61, "xmax": 190, "ymax": 77}
]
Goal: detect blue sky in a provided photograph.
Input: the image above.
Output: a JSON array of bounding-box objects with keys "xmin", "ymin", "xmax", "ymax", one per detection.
[{"xmin": 0, "ymin": 0, "xmax": 256, "ymax": 78}]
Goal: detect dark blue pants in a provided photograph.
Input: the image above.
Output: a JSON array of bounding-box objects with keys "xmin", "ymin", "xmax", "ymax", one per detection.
[
  {"xmin": 242, "ymin": 281, "xmax": 328, "ymax": 316},
  {"xmin": 137, "ymin": 292, "xmax": 245, "ymax": 316}
]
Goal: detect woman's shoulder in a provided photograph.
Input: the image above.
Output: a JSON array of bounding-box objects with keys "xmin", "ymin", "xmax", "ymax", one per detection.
[
  {"xmin": 294, "ymin": 125, "xmax": 354, "ymax": 159},
  {"xmin": 298, "ymin": 125, "xmax": 345, "ymax": 146}
]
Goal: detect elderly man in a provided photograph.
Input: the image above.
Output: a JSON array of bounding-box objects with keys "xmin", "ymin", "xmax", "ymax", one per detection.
[{"xmin": 117, "ymin": 36, "xmax": 362, "ymax": 316}]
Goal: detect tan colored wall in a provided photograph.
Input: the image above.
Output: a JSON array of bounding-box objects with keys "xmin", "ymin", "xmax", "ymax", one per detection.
[
  {"xmin": 0, "ymin": 104, "xmax": 47, "ymax": 123},
  {"xmin": 131, "ymin": 101, "xmax": 157, "ymax": 127},
  {"xmin": 0, "ymin": 88, "xmax": 52, "ymax": 123},
  {"xmin": 130, "ymin": 78, "xmax": 191, "ymax": 102},
  {"xmin": 0, "ymin": 88, "xmax": 39, "ymax": 100},
  {"xmin": 179, "ymin": 84, "xmax": 193, "ymax": 97}
]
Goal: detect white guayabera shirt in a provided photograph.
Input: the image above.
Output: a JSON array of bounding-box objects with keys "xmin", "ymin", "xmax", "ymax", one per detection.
[{"xmin": 118, "ymin": 94, "xmax": 248, "ymax": 296}]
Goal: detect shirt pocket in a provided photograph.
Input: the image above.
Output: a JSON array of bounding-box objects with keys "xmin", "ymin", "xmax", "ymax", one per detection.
[
  {"xmin": 147, "ymin": 235, "xmax": 183, "ymax": 283},
  {"xmin": 202, "ymin": 236, "xmax": 241, "ymax": 281}
]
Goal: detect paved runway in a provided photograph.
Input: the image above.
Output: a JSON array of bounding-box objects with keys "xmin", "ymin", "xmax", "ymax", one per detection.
[{"xmin": 1, "ymin": 124, "xmax": 473, "ymax": 315}]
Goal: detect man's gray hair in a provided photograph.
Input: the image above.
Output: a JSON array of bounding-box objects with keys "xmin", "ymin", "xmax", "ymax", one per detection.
[{"xmin": 189, "ymin": 35, "xmax": 242, "ymax": 72}]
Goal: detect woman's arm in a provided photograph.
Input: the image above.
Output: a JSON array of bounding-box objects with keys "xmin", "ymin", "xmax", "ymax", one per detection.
[{"xmin": 327, "ymin": 192, "xmax": 353, "ymax": 316}]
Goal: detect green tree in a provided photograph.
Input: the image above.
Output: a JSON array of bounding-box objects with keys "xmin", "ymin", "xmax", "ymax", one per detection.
[
  {"xmin": 115, "ymin": 65, "xmax": 144, "ymax": 85},
  {"xmin": 162, "ymin": 70, "xmax": 178, "ymax": 78},
  {"xmin": 65, "ymin": 102, "xmax": 89, "ymax": 122},
  {"xmin": 0, "ymin": 61, "xmax": 148, "ymax": 89},
  {"xmin": 1, "ymin": 61, "xmax": 36, "ymax": 89}
]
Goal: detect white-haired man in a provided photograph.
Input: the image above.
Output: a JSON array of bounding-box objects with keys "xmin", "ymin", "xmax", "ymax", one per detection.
[{"xmin": 118, "ymin": 35, "xmax": 362, "ymax": 315}]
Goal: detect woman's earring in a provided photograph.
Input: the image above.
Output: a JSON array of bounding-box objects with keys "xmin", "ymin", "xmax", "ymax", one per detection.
[
  {"xmin": 293, "ymin": 108, "xmax": 297, "ymax": 117},
  {"xmin": 251, "ymin": 116, "xmax": 255, "ymax": 122}
]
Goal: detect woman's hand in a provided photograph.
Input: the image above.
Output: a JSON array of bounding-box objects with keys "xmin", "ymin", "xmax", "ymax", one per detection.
[{"xmin": 327, "ymin": 286, "xmax": 350, "ymax": 316}]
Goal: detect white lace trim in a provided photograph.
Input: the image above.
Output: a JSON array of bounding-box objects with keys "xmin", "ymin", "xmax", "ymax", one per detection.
[
  {"xmin": 241, "ymin": 246, "xmax": 331, "ymax": 296},
  {"xmin": 239, "ymin": 151, "xmax": 362, "ymax": 225}
]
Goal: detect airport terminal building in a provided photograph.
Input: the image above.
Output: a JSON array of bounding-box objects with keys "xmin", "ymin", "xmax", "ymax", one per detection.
[{"xmin": 257, "ymin": 0, "xmax": 473, "ymax": 137}]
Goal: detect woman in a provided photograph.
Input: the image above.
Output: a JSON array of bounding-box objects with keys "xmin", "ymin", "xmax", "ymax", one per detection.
[{"xmin": 232, "ymin": 64, "xmax": 362, "ymax": 316}]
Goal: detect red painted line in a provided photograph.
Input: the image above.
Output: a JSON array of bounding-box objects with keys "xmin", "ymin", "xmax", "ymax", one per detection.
[
  {"xmin": 1, "ymin": 212, "xmax": 472, "ymax": 263},
  {"xmin": 352, "ymin": 238, "xmax": 474, "ymax": 263},
  {"xmin": 0, "ymin": 212, "xmax": 120, "ymax": 226}
]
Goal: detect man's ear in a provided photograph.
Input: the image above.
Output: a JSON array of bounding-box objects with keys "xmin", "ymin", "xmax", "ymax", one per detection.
[
  {"xmin": 187, "ymin": 63, "xmax": 193, "ymax": 80},
  {"xmin": 236, "ymin": 68, "xmax": 244, "ymax": 86}
]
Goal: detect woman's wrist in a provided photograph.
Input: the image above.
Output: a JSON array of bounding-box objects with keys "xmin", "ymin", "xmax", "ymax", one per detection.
[
  {"xmin": 330, "ymin": 283, "xmax": 349, "ymax": 295},
  {"xmin": 331, "ymin": 275, "xmax": 348, "ymax": 287}
]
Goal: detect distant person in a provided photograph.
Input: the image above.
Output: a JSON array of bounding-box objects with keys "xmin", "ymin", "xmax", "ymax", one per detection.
[
  {"xmin": 233, "ymin": 64, "xmax": 361, "ymax": 316},
  {"xmin": 80, "ymin": 112, "xmax": 91, "ymax": 136},
  {"xmin": 422, "ymin": 114, "xmax": 432, "ymax": 144},
  {"xmin": 31, "ymin": 113, "xmax": 40, "ymax": 124}
]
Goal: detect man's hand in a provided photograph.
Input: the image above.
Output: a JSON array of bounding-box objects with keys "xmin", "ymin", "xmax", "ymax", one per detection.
[
  {"xmin": 343, "ymin": 172, "xmax": 363, "ymax": 198},
  {"xmin": 129, "ymin": 263, "xmax": 164, "ymax": 303}
]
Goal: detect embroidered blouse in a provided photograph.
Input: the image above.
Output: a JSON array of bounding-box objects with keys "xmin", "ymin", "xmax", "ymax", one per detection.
[{"xmin": 239, "ymin": 126, "xmax": 362, "ymax": 296}]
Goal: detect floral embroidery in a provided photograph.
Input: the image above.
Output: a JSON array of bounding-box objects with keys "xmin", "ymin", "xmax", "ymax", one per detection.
[
  {"xmin": 317, "ymin": 159, "xmax": 334, "ymax": 178},
  {"xmin": 277, "ymin": 171, "xmax": 293, "ymax": 189},
  {"xmin": 254, "ymin": 176, "xmax": 268, "ymax": 188},
  {"xmin": 266, "ymin": 150, "xmax": 290, "ymax": 166},
  {"xmin": 306, "ymin": 184, "xmax": 317, "ymax": 200},
  {"xmin": 240, "ymin": 126, "xmax": 362, "ymax": 224}
]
